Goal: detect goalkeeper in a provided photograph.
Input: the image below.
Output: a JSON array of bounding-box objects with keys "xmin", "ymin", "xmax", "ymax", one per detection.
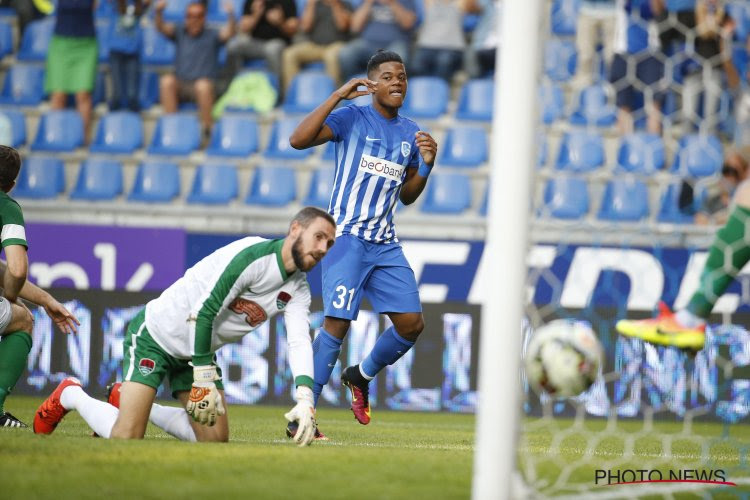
[{"xmin": 33, "ymin": 207, "xmax": 336, "ymax": 446}]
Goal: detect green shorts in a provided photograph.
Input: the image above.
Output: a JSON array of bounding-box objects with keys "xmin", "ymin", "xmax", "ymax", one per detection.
[
  {"xmin": 45, "ymin": 35, "xmax": 98, "ymax": 93},
  {"xmin": 122, "ymin": 309, "xmax": 223, "ymax": 398}
]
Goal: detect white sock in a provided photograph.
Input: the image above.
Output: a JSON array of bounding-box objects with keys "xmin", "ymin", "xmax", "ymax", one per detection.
[
  {"xmin": 60, "ymin": 385, "xmax": 118, "ymax": 438},
  {"xmin": 675, "ymin": 309, "xmax": 707, "ymax": 328},
  {"xmin": 149, "ymin": 403, "xmax": 196, "ymax": 442}
]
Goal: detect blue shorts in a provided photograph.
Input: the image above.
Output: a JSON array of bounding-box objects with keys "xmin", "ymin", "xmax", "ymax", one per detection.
[{"xmin": 322, "ymin": 234, "xmax": 422, "ymax": 320}]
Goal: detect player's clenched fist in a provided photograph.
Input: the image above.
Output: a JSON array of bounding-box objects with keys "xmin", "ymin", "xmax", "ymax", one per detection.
[
  {"xmin": 186, "ymin": 365, "xmax": 226, "ymax": 426},
  {"xmin": 284, "ymin": 386, "xmax": 316, "ymax": 446}
]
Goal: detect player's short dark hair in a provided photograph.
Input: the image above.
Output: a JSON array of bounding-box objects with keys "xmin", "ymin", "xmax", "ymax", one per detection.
[
  {"xmin": 290, "ymin": 206, "xmax": 336, "ymax": 231},
  {"xmin": 366, "ymin": 50, "xmax": 404, "ymax": 78},
  {"xmin": 0, "ymin": 146, "xmax": 21, "ymax": 191}
]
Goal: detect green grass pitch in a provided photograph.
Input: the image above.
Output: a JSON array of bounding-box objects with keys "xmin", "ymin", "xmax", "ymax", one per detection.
[{"xmin": 3, "ymin": 396, "xmax": 750, "ymax": 499}]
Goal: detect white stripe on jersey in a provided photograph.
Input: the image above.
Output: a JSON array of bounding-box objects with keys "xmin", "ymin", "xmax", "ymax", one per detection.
[
  {"xmin": 1, "ymin": 224, "xmax": 25, "ymax": 242},
  {"xmin": 332, "ymin": 122, "xmax": 362, "ymax": 228}
]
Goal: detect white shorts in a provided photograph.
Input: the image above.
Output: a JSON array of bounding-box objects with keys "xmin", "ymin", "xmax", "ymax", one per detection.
[{"xmin": 0, "ymin": 297, "xmax": 13, "ymax": 333}]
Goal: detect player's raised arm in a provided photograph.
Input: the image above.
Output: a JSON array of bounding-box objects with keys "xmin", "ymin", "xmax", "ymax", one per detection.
[{"xmin": 289, "ymin": 77, "xmax": 377, "ymax": 149}]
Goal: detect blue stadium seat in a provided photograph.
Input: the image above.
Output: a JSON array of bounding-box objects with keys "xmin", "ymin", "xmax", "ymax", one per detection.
[
  {"xmin": 401, "ymin": 77, "xmax": 450, "ymax": 119},
  {"xmin": 18, "ymin": 18, "xmax": 54, "ymax": 61},
  {"xmin": 283, "ymin": 72, "xmax": 336, "ymax": 114},
  {"xmin": 187, "ymin": 164, "xmax": 239, "ymax": 204},
  {"xmin": 90, "ymin": 111, "xmax": 143, "ymax": 154},
  {"xmin": 206, "ymin": 115, "xmax": 260, "ymax": 157},
  {"xmin": 550, "ymin": 0, "xmax": 579, "ymax": 36},
  {"xmin": 544, "ymin": 40, "xmax": 577, "ymax": 82},
  {"xmin": 0, "ymin": 20, "xmax": 13, "ymax": 59},
  {"xmin": 320, "ymin": 140, "xmax": 336, "ymax": 161},
  {"xmin": 264, "ymin": 118, "xmax": 312, "ymax": 160},
  {"xmin": 303, "ymin": 168, "xmax": 334, "ymax": 208},
  {"xmin": 129, "ymin": 161, "xmax": 181, "ymax": 202},
  {"xmin": 245, "ymin": 166, "xmax": 297, "ymax": 207},
  {"xmin": 139, "ymin": 71, "xmax": 160, "ymax": 110},
  {"xmin": 616, "ymin": 133, "xmax": 665, "ymax": 174},
  {"xmin": 455, "ymin": 78, "xmax": 493, "ymax": 122},
  {"xmin": 207, "ymin": 0, "xmax": 245, "ymax": 21},
  {"xmin": 0, "ymin": 110, "xmax": 26, "ymax": 148},
  {"xmin": 0, "ymin": 64, "xmax": 45, "ymax": 105},
  {"xmin": 539, "ymin": 176, "xmax": 589, "ymax": 220},
  {"xmin": 440, "ymin": 126, "xmax": 488, "ymax": 167},
  {"xmin": 598, "ymin": 178, "xmax": 649, "ymax": 222},
  {"xmin": 657, "ymin": 181, "xmax": 694, "ymax": 224},
  {"xmin": 555, "ymin": 130, "xmax": 604, "ymax": 172},
  {"xmin": 96, "ymin": 19, "xmax": 110, "ymax": 63},
  {"xmin": 141, "ymin": 26, "xmax": 176, "ymax": 65},
  {"xmin": 479, "ymin": 185, "xmax": 489, "ymax": 216},
  {"xmin": 13, "ymin": 156, "xmax": 64, "ymax": 199},
  {"xmin": 163, "ymin": 0, "xmax": 193, "ymax": 21},
  {"xmin": 420, "ymin": 172, "xmax": 471, "ymax": 215},
  {"xmin": 539, "ymin": 83, "xmax": 564, "ymax": 125},
  {"xmin": 70, "ymin": 159, "xmax": 124, "ymax": 201},
  {"xmin": 671, "ymin": 134, "xmax": 723, "ymax": 177},
  {"xmin": 536, "ymin": 132, "xmax": 548, "ymax": 168},
  {"xmin": 147, "ymin": 113, "xmax": 201, "ymax": 155},
  {"xmin": 31, "ymin": 110, "xmax": 84, "ymax": 152},
  {"xmin": 569, "ymin": 84, "xmax": 617, "ymax": 127},
  {"xmin": 727, "ymin": 2, "xmax": 750, "ymax": 41}
]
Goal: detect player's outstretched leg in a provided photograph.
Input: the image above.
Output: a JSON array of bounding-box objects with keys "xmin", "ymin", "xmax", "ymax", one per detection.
[
  {"xmin": 616, "ymin": 302, "xmax": 706, "ymax": 351},
  {"xmin": 34, "ymin": 377, "xmax": 119, "ymax": 436},
  {"xmin": 341, "ymin": 364, "xmax": 372, "ymax": 425}
]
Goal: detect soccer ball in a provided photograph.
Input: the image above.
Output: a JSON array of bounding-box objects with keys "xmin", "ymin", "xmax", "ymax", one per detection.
[{"xmin": 524, "ymin": 319, "xmax": 603, "ymax": 398}]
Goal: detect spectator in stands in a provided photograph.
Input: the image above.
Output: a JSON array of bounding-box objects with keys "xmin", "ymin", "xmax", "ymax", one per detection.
[
  {"xmin": 464, "ymin": 0, "xmax": 499, "ymax": 78},
  {"xmin": 12, "ymin": 0, "xmax": 52, "ymax": 39},
  {"xmin": 337, "ymin": 0, "xmax": 417, "ymax": 80},
  {"xmin": 410, "ymin": 0, "xmax": 467, "ymax": 83},
  {"xmin": 694, "ymin": 148, "xmax": 749, "ymax": 225},
  {"xmin": 681, "ymin": 0, "xmax": 737, "ymax": 135},
  {"xmin": 226, "ymin": 0, "xmax": 299, "ymax": 85},
  {"xmin": 109, "ymin": 0, "xmax": 149, "ymax": 112},
  {"xmin": 156, "ymin": 0, "xmax": 236, "ymax": 139},
  {"xmin": 280, "ymin": 0, "xmax": 351, "ymax": 91},
  {"xmin": 609, "ymin": 0, "xmax": 665, "ymax": 135},
  {"xmin": 572, "ymin": 0, "xmax": 617, "ymax": 88},
  {"xmin": 45, "ymin": 0, "xmax": 99, "ymax": 143}
]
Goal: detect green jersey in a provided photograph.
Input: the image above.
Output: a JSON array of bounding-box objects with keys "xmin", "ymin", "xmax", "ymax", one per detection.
[{"xmin": 0, "ymin": 191, "xmax": 27, "ymax": 249}]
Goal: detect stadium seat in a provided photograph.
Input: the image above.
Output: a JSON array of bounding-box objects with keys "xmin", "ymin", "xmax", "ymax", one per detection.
[
  {"xmin": 141, "ymin": 26, "xmax": 176, "ymax": 65},
  {"xmin": 31, "ymin": 110, "xmax": 84, "ymax": 152},
  {"xmin": 89, "ymin": 111, "xmax": 143, "ymax": 154},
  {"xmin": 206, "ymin": 115, "xmax": 260, "ymax": 157},
  {"xmin": 147, "ymin": 113, "xmax": 201, "ymax": 156},
  {"xmin": 597, "ymin": 178, "xmax": 649, "ymax": 222},
  {"xmin": 401, "ymin": 77, "xmax": 450, "ymax": 119},
  {"xmin": 671, "ymin": 134, "xmax": 723, "ymax": 177},
  {"xmin": 420, "ymin": 172, "xmax": 471, "ymax": 215},
  {"xmin": 0, "ymin": 20, "xmax": 13, "ymax": 59},
  {"xmin": 539, "ymin": 83, "xmax": 564, "ymax": 125},
  {"xmin": 555, "ymin": 130, "xmax": 604, "ymax": 172},
  {"xmin": 264, "ymin": 118, "xmax": 313, "ymax": 160},
  {"xmin": 616, "ymin": 133, "xmax": 665, "ymax": 174},
  {"xmin": 479, "ymin": 185, "xmax": 489, "ymax": 216},
  {"xmin": 320, "ymin": 140, "xmax": 336, "ymax": 161},
  {"xmin": 536, "ymin": 132, "xmax": 548, "ymax": 168},
  {"xmin": 0, "ymin": 64, "xmax": 45, "ymax": 105},
  {"xmin": 96, "ymin": 19, "xmax": 110, "ymax": 63},
  {"xmin": 13, "ymin": 156, "xmax": 64, "ymax": 199},
  {"xmin": 550, "ymin": 0, "xmax": 579, "ymax": 36},
  {"xmin": 129, "ymin": 161, "xmax": 181, "ymax": 202},
  {"xmin": 139, "ymin": 71, "xmax": 160, "ymax": 110},
  {"xmin": 0, "ymin": 110, "xmax": 26, "ymax": 148},
  {"xmin": 163, "ymin": 0, "xmax": 193, "ymax": 21},
  {"xmin": 440, "ymin": 126, "xmax": 488, "ymax": 167},
  {"xmin": 187, "ymin": 164, "xmax": 239, "ymax": 205},
  {"xmin": 544, "ymin": 40, "xmax": 577, "ymax": 82},
  {"xmin": 539, "ymin": 176, "xmax": 589, "ymax": 220},
  {"xmin": 657, "ymin": 181, "xmax": 694, "ymax": 224},
  {"xmin": 17, "ymin": 18, "xmax": 53, "ymax": 61},
  {"xmin": 283, "ymin": 71, "xmax": 336, "ymax": 114},
  {"xmin": 303, "ymin": 168, "xmax": 335, "ymax": 208},
  {"xmin": 455, "ymin": 78, "xmax": 493, "ymax": 122},
  {"xmin": 70, "ymin": 159, "xmax": 124, "ymax": 201},
  {"xmin": 245, "ymin": 166, "xmax": 297, "ymax": 207},
  {"xmin": 569, "ymin": 84, "xmax": 617, "ymax": 127},
  {"xmin": 207, "ymin": 0, "xmax": 245, "ymax": 21},
  {"xmin": 727, "ymin": 2, "xmax": 750, "ymax": 41}
]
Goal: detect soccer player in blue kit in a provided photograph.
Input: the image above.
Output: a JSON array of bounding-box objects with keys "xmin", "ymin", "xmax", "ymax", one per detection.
[{"xmin": 289, "ymin": 50, "xmax": 438, "ymax": 433}]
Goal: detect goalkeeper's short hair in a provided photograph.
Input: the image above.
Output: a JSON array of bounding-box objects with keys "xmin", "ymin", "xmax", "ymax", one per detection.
[{"xmin": 290, "ymin": 207, "xmax": 336, "ymax": 232}]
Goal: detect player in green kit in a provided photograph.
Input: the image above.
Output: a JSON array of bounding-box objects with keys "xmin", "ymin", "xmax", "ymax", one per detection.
[{"xmin": 0, "ymin": 146, "xmax": 80, "ymax": 428}]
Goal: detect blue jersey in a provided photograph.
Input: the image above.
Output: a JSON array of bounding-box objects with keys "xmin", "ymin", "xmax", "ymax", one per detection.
[{"xmin": 324, "ymin": 104, "xmax": 422, "ymax": 243}]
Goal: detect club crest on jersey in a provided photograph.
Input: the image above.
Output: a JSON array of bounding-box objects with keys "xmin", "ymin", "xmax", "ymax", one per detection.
[
  {"xmin": 401, "ymin": 141, "xmax": 411, "ymax": 157},
  {"xmin": 276, "ymin": 291, "xmax": 291, "ymax": 310},
  {"xmin": 139, "ymin": 358, "xmax": 155, "ymax": 376}
]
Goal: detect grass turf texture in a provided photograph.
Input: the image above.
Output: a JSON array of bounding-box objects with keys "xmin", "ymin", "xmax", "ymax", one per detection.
[{"xmin": 3, "ymin": 396, "xmax": 750, "ymax": 499}]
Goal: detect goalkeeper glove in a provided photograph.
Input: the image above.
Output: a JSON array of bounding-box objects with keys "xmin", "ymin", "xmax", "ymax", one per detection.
[
  {"xmin": 284, "ymin": 385, "xmax": 316, "ymax": 447},
  {"xmin": 186, "ymin": 364, "xmax": 226, "ymax": 426}
]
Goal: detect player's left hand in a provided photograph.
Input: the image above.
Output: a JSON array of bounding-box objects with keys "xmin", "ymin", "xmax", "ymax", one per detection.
[
  {"xmin": 284, "ymin": 386, "xmax": 316, "ymax": 447},
  {"xmin": 415, "ymin": 131, "xmax": 437, "ymax": 167},
  {"xmin": 43, "ymin": 299, "xmax": 80, "ymax": 335}
]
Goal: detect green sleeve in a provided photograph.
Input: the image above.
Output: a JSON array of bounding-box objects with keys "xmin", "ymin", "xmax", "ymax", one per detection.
[{"xmin": 0, "ymin": 200, "xmax": 26, "ymax": 249}]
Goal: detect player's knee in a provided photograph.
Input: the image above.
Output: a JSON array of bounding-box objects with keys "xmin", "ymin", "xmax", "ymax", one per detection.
[{"xmin": 395, "ymin": 315, "xmax": 424, "ymax": 340}]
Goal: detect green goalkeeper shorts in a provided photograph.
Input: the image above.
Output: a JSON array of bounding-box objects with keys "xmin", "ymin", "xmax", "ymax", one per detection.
[{"xmin": 122, "ymin": 309, "xmax": 224, "ymax": 398}]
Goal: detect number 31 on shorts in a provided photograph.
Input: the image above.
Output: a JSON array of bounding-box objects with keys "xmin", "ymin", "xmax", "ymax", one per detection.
[{"xmin": 332, "ymin": 285, "xmax": 355, "ymax": 311}]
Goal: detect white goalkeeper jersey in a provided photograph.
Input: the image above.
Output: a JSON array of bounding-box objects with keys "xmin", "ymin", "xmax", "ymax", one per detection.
[{"xmin": 145, "ymin": 237, "xmax": 314, "ymax": 387}]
